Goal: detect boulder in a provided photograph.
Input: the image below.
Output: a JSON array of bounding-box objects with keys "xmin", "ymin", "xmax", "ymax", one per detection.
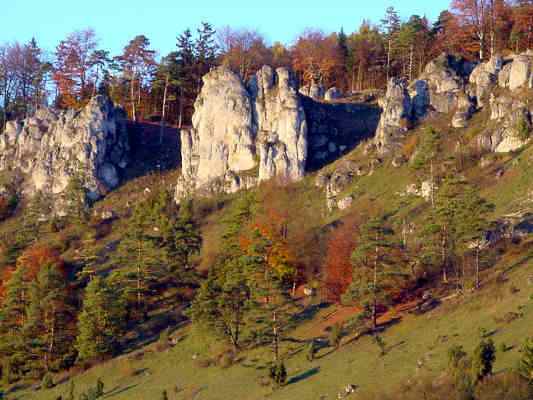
[
  {"xmin": 309, "ymin": 82, "xmax": 325, "ymax": 100},
  {"xmin": 451, "ymin": 91, "xmax": 475, "ymax": 128},
  {"xmin": 509, "ymin": 54, "xmax": 532, "ymax": 91},
  {"xmin": 479, "ymin": 94, "xmax": 532, "ymax": 153},
  {"xmin": 0, "ymin": 95, "xmax": 129, "ymax": 201},
  {"xmin": 469, "ymin": 55, "xmax": 502, "ymax": 108},
  {"xmin": 374, "ymin": 78, "xmax": 412, "ymax": 154},
  {"xmin": 325, "ymin": 87, "xmax": 342, "ymax": 101}
]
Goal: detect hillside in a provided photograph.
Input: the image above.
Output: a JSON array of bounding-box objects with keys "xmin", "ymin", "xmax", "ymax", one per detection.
[{"xmin": 1, "ymin": 45, "xmax": 533, "ymax": 400}]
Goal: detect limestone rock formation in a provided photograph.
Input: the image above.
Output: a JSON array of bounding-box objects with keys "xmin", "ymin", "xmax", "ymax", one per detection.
[
  {"xmin": 469, "ymin": 55, "xmax": 502, "ymax": 108},
  {"xmin": 325, "ymin": 87, "xmax": 342, "ymax": 101},
  {"xmin": 0, "ymin": 95, "xmax": 129, "ymax": 200},
  {"xmin": 509, "ymin": 53, "xmax": 532, "ymax": 91},
  {"xmin": 176, "ymin": 65, "xmax": 308, "ymax": 200},
  {"xmin": 478, "ymin": 94, "xmax": 532, "ymax": 153},
  {"xmin": 374, "ymin": 78, "xmax": 412, "ymax": 154}
]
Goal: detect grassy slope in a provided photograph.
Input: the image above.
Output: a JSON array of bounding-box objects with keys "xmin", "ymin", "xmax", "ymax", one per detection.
[
  {"xmin": 25, "ymin": 249, "xmax": 532, "ymax": 400},
  {"xmin": 9, "ymin": 112, "xmax": 533, "ymax": 400}
]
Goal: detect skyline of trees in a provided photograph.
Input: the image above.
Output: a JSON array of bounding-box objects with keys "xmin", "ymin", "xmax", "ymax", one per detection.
[{"xmin": 1, "ymin": 1, "xmax": 533, "ymax": 128}]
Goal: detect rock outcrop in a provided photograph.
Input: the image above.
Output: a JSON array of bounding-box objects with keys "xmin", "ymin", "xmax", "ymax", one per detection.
[
  {"xmin": 176, "ymin": 65, "xmax": 308, "ymax": 200},
  {"xmin": 373, "ymin": 52, "xmax": 532, "ymax": 155},
  {"xmin": 325, "ymin": 87, "xmax": 342, "ymax": 101},
  {"xmin": 374, "ymin": 78, "xmax": 413, "ymax": 154},
  {"xmin": 478, "ymin": 93, "xmax": 532, "ymax": 152},
  {"xmin": 0, "ymin": 95, "xmax": 129, "ymax": 200}
]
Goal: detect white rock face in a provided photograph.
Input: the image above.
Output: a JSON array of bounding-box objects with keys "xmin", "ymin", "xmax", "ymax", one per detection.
[
  {"xmin": 469, "ymin": 55, "xmax": 502, "ymax": 108},
  {"xmin": 0, "ymin": 95, "xmax": 129, "ymax": 200},
  {"xmin": 325, "ymin": 87, "xmax": 342, "ymax": 101},
  {"xmin": 176, "ymin": 65, "xmax": 308, "ymax": 200},
  {"xmin": 251, "ymin": 66, "xmax": 308, "ymax": 182},
  {"xmin": 479, "ymin": 93, "xmax": 532, "ymax": 153},
  {"xmin": 509, "ymin": 54, "xmax": 532, "ymax": 91},
  {"xmin": 374, "ymin": 78, "xmax": 412, "ymax": 154}
]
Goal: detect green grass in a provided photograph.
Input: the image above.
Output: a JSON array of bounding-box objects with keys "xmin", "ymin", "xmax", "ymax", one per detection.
[{"xmin": 20, "ymin": 252, "xmax": 532, "ymax": 400}]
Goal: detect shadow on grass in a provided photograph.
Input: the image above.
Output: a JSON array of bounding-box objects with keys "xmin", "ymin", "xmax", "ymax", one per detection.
[
  {"xmin": 103, "ymin": 383, "xmax": 139, "ymax": 398},
  {"xmin": 291, "ymin": 302, "xmax": 330, "ymax": 325},
  {"xmin": 288, "ymin": 367, "xmax": 320, "ymax": 385}
]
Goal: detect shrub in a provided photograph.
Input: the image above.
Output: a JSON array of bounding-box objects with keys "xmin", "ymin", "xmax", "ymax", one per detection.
[
  {"xmin": 374, "ymin": 335, "xmax": 386, "ymax": 357},
  {"xmin": 156, "ymin": 328, "xmax": 171, "ymax": 352},
  {"xmin": 472, "ymin": 338, "xmax": 496, "ymax": 382},
  {"xmin": 95, "ymin": 378, "xmax": 104, "ymax": 397},
  {"xmin": 474, "ymin": 372, "xmax": 532, "ymax": 400},
  {"xmin": 515, "ymin": 117, "xmax": 531, "ymax": 142},
  {"xmin": 329, "ymin": 322, "xmax": 343, "ymax": 349},
  {"xmin": 518, "ymin": 337, "xmax": 533, "ymax": 383},
  {"xmin": 42, "ymin": 373, "xmax": 54, "ymax": 389},
  {"xmin": 269, "ymin": 362, "xmax": 287, "ymax": 387},
  {"xmin": 161, "ymin": 390, "xmax": 169, "ymax": 400},
  {"xmin": 306, "ymin": 341, "xmax": 316, "ymax": 361},
  {"xmin": 217, "ymin": 351, "xmax": 236, "ymax": 369}
]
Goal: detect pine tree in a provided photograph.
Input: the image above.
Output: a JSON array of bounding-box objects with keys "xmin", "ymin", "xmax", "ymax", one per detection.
[
  {"xmin": 172, "ymin": 199, "xmax": 202, "ymax": 276},
  {"xmin": 64, "ymin": 169, "xmax": 88, "ymax": 227},
  {"xmin": 191, "ymin": 257, "xmax": 251, "ymax": 351},
  {"xmin": 347, "ymin": 217, "xmax": 406, "ymax": 330},
  {"xmin": 456, "ymin": 184, "xmax": 493, "ymax": 289},
  {"xmin": 380, "ymin": 6, "xmax": 401, "ymax": 80},
  {"xmin": 194, "ymin": 22, "xmax": 217, "ymax": 93},
  {"xmin": 114, "ymin": 202, "xmax": 166, "ymax": 315},
  {"xmin": 76, "ymin": 276, "xmax": 126, "ymax": 361},
  {"xmin": 0, "ymin": 266, "xmax": 27, "ymax": 379},
  {"xmin": 23, "ymin": 262, "xmax": 75, "ymax": 373}
]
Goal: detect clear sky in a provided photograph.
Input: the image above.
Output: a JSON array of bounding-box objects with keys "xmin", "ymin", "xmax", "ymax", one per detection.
[{"xmin": 1, "ymin": 0, "xmax": 450, "ymax": 57}]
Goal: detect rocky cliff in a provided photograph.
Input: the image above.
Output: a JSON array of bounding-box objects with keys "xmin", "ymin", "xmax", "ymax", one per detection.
[
  {"xmin": 373, "ymin": 51, "xmax": 532, "ymax": 155},
  {"xmin": 0, "ymin": 95, "xmax": 129, "ymax": 200},
  {"xmin": 176, "ymin": 65, "xmax": 308, "ymax": 200}
]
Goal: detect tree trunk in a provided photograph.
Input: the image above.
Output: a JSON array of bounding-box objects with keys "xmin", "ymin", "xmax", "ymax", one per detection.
[
  {"xmin": 373, "ymin": 232, "xmax": 379, "ymax": 331},
  {"xmin": 130, "ymin": 76, "xmax": 137, "ymax": 122},
  {"xmin": 272, "ymin": 310, "xmax": 279, "ymax": 362},
  {"xmin": 159, "ymin": 73, "xmax": 169, "ymax": 145}
]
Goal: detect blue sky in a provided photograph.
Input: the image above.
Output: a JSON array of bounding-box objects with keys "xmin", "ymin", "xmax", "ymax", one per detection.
[{"xmin": 1, "ymin": 0, "xmax": 450, "ymax": 57}]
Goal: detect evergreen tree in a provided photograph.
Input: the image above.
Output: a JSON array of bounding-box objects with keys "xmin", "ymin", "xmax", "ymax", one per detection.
[
  {"xmin": 243, "ymin": 227, "xmax": 298, "ymax": 361},
  {"xmin": 380, "ymin": 6, "xmax": 401, "ymax": 80},
  {"xmin": 64, "ymin": 169, "xmax": 88, "ymax": 227},
  {"xmin": 76, "ymin": 276, "xmax": 126, "ymax": 361},
  {"xmin": 23, "ymin": 262, "xmax": 75, "ymax": 373},
  {"xmin": 0, "ymin": 266, "xmax": 27, "ymax": 379},
  {"xmin": 456, "ymin": 184, "xmax": 493, "ymax": 289},
  {"xmin": 191, "ymin": 257, "xmax": 252, "ymax": 351},
  {"xmin": 194, "ymin": 22, "xmax": 218, "ymax": 92},
  {"xmin": 172, "ymin": 199, "xmax": 202, "ymax": 276},
  {"xmin": 176, "ymin": 29, "xmax": 196, "ymax": 127},
  {"xmin": 346, "ymin": 217, "xmax": 407, "ymax": 330},
  {"xmin": 114, "ymin": 202, "xmax": 166, "ymax": 314}
]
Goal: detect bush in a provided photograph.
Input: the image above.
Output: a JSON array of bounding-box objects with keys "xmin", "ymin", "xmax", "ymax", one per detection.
[
  {"xmin": 95, "ymin": 378, "xmax": 104, "ymax": 397},
  {"xmin": 217, "ymin": 350, "xmax": 236, "ymax": 369},
  {"xmin": 269, "ymin": 362, "xmax": 287, "ymax": 387},
  {"xmin": 329, "ymin": 322, "xmax": 343, "ymax": 349},
  {"xmin": 156, "ymin": 328, "xmax": 171, "ymax": 352},
  {"xmin": 472, "ymin": 338, "xmax": 496, "ymax": 382},
  {"xmin": 474, "ymin": 372, "xmax": 532, "ymax": 400},
  {"xmin": 515, "ymin": 117, "xmax": 531, "ymax": 142},
  {"xmin": 42, "ymin": 372, "xmax": 54, "ymax": 389}
]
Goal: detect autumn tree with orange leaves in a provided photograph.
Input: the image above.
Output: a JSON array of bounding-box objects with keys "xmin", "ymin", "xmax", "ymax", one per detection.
[
  {"xmin": 53, "ymin": 29, "xmax": 98, "ymax": 108},
  {"xmin": 292, "ymin": 30, "xmax": 343, "ymax": 88},
  {"xmin": 324, "ymin": 218, "xmax": 359, "ymax": 303}
]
